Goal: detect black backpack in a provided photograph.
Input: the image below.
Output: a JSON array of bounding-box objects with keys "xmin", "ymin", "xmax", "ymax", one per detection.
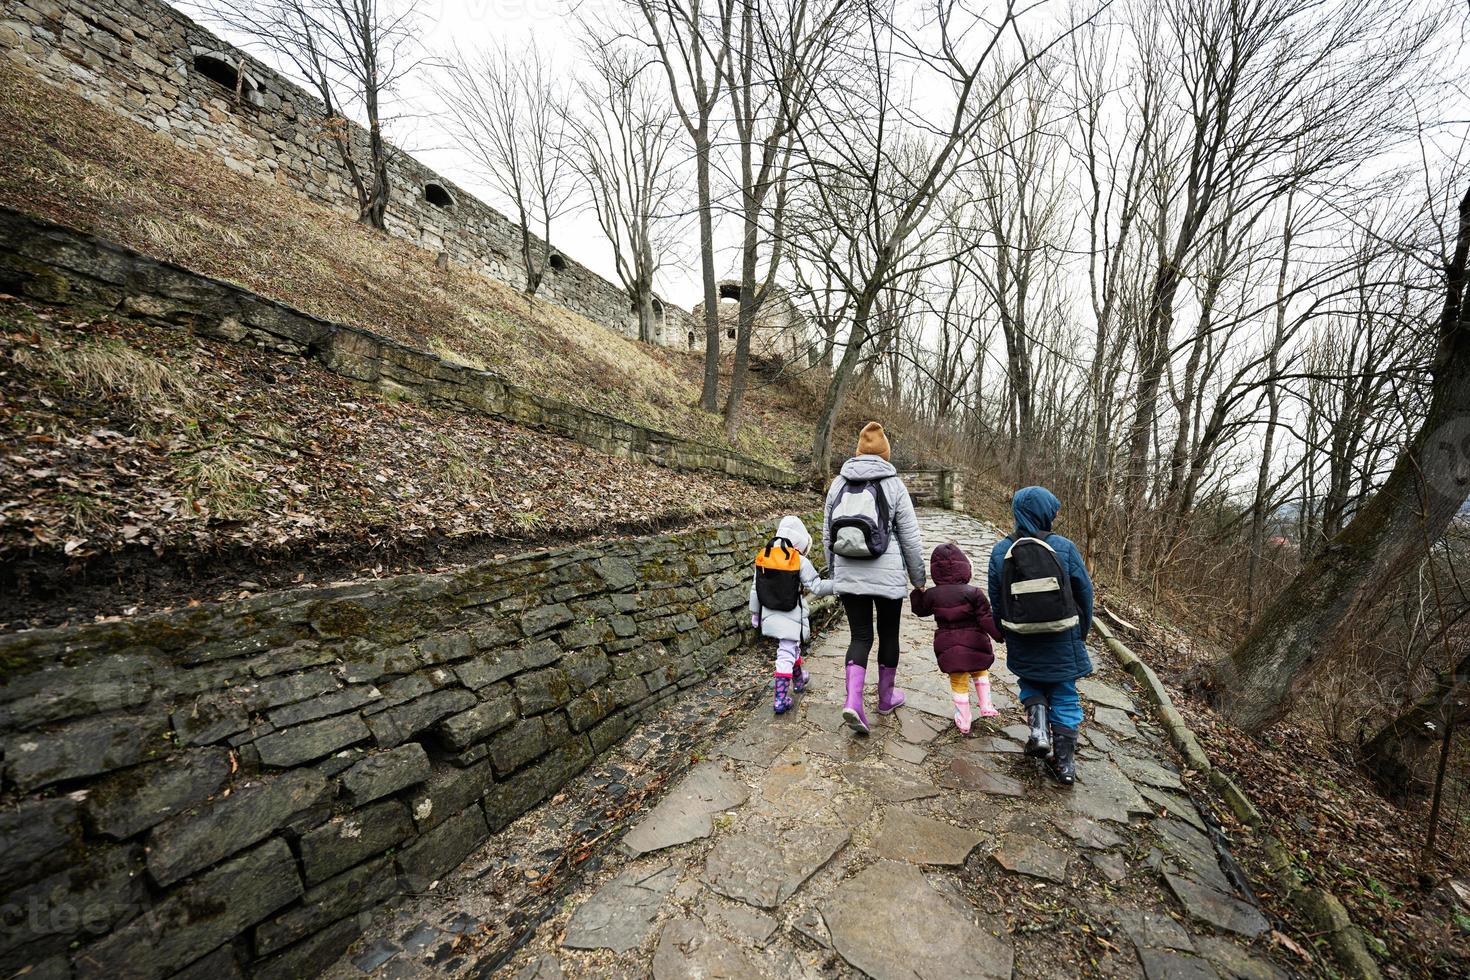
[
  {"xmin": 754, "ymin": 537, "xmax": 802, "ymax": 612},
  {"xmin": 999, "ymin": 535, "xmax": 1079, "ymax": 634}
]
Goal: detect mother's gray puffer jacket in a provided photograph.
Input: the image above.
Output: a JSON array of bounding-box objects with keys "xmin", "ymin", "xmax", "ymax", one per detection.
[{"xmin": 822, "ymin": 456, "xmax": 926, "ymax": 600}]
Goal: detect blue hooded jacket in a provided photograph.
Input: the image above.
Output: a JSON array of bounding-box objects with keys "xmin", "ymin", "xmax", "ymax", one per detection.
[{"xmin": 987, "ymin": 486, "xmax": 1094, "ymax": 683}]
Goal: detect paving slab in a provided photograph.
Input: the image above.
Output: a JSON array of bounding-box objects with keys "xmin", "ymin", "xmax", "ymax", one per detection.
[
  {"xmin": 699, "ymin": 899, "xmax": 778, "ymax": 945},
  {"xmin": 651, "ymin": 917, "xmax": 761, "ymax": 979},
  {"xmin": 1194, "ymin": 935, "xmax": 1289, "ymax": 979},
  {"xmin": 1000, "ymin": 723, "xmax": 1031, "ymax": 742},
  {"xmin": 702, "ymin": 825, "xmax": 848, "ymax": 909},
  {"xmin": 799, "ymin": 696, "xmax": 842, "ymax": 723},
  {"xmin": 1089, "ymin": 851, "xmax": 1128, "ymax": 883},
  {"xmin": 992, "ymin": 835, "xmax": 1070, "ymax": 883},
  {"xmin": 1113, "ymin": 907, "xmax": 1196, "ymax": 952},
  {"xmin": 510, "ymin": 954, "xmax": 563, "ymax": 980},
  {"xmin": 1078, "ymin": 677, "xmax": 1137, "ymax": 713},
  {"xmin": 1095, "ymin": 706, "xmax": 1141, "ymax": 739},
  {"xmin": 841, "ymin": 762, "xmax": 944, "ymax": 802},
  {"xmin": 898, "ymin": 712, "xmax": 943, "ymax": 744},
  {"xmin": 823, "ymin": 860, "xmax": 1013, "ymax": 980},
  {"xmin": 792, "ymin": 907, "xmax": 832, "ymax": 948},
  {"xmin": 1075, "ymin": 757, "xmax": 1152, "ymax": 817},
  {"xmin": 1137, "ymin": 947, "xmax": 1218, "ymax": 980},
  {"xmin": 562, "ymin": 864, "xmax": 679, "ymax": 952},
  {"xmin": 1115, "ymin": 752, "xmax": 1187, "ymax": 791},
  {"xmin": 873, "ymin": 808, "xmax": 985, "ymax": 866},
  {"xmin": 717, "ymin": 712, "xmax": 804, "ymax": 766},
  {"xmin": 1055, "ymin": 814, "xmax": 1124, "ymax": 850},
  {"xmin": 1153, "ymin": 818, "xmax": 1232, "ymax": 893},
  {"xmin": 971, "ymin": 735, "xmax": 1024, "ymax": 754},
  {"xmin": 939, "ymin": 756, "xmax": 1024, "ymax": 796},
  {"xmin": 622, "ymin": 762, "xmax": 750, "ymax": 856},
  {"xmin": 1140, "ymin": 785, "xmax": 1207, "ymax": 833},
  {"xmin": 885, "ymin": 738, "xmax": 928, "ymax": 766},
  {"xmin": 804, "ymin": 730, "xmax": 877, "ymax": 763},
  {"xmin": 1164, "ymin": 872, "xmax": 1270, "ymax": 937}
]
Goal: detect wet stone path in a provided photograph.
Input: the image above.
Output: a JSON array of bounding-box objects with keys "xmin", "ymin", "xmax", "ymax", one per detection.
[{"xmin": 332, "ymin": 510, "xmax": 1292, "ymax": 979}]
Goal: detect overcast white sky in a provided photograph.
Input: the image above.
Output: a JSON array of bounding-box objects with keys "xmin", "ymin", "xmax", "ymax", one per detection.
[{"xmin": 194, "ymin": 0, "xmax": 725, "ymax": 307}]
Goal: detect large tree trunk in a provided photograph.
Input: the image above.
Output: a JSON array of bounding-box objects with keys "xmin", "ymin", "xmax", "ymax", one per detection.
[
  {"xmin": 1208, "ymin": 182, "xmax": 1470, "ymax": 732},
  {"xmin": 695, "ymin": 133, "xmax": 721, "ymax": 411},
  {"xmin": 810, "ymin": 297, "xmax": 873, "ymax": 477},
  {"xmin": 722, "ymin": 188, "xmax": 760, "ymax": 439},
  {"xmin": 1359, "ymin": 649, "xmax": 1470, "ymax": 800}
]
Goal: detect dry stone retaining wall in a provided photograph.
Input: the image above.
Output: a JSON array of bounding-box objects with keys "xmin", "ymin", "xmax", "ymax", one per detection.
[
  {"xmin": 0, "ymin": 0, "xmax": 693, "ymax": 347},
  {"xmin": 0, "ymin": 207, "xmax": 799, "ymax": 486},
  {"xmin": 904, "ymin": 469, "xmax": 959, "ymax": 510},
  {"xmin": 0, "ymin": 515, "xmax": 808, "ymax": 979}
]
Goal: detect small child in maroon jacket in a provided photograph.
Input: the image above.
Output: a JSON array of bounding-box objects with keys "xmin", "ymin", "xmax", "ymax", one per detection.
[{"xmin": 910, "ymin": 541, "xmax": 1005, "ymax": 733}]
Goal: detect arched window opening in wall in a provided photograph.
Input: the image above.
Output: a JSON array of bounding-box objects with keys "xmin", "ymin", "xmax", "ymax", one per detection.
[
  {"xmin": 424, "ymin": 183, "xmax": 454, "ymax": 209},
  {"xmin": 651, "ymin": 298, "xmax": 664, "ymax": 316},
  {"xmin": 718, "ymin": 283, "xmax": 742, "ymax": 302},
  {"xmin": 726, "ymin": 328, "xmax": 736, "ymax": 339},
  {"xmin": 548, "ymin": 253, "xmax": 567, "ymax": 272},
  {"xmin": 193, "ymin": 54, "xmax": 259, "ymax": 103},
  {"xmin": 687, "ymin": 331, "xmax": 696, "ymax": 347}
]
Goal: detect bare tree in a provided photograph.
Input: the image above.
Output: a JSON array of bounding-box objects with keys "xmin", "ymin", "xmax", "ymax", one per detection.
[
  {"xmin": 961, "ymin": 57, "xmax": 1072, "ymax": 480},
  {"xmin": 198, "ymin": 0, "xmax": 427, "ymax": 229},
  {"xmin": 718, "ymin": 0, "xmax": 851, "ymax": 439},
  {"xmin": 1115, "ymin": 0, "xmax": 1440, "ymax": 579},
  {"xmin": 633, "ymin": 0, "xmax": 734, "ymax": 410},
  {"xmin": 441, "ymin": 43, "xmax": 573, "ymax": 298},
  {"xmin": 790, "ymin": 0, "xmax": 1096, "ymax": 476},
  {"xmin": 1209, "ymin": 174, "xmax": 1470, "ymax": 732},
  {"xmin": 566, "ymin": 45, "xmax": 685, "ymax": 344}
]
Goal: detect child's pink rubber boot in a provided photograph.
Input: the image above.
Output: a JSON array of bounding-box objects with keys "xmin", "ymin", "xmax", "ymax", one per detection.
[
  {"xmin": 974, "ymin": 675, "xmax": 999, "ymax": 718},
  {"xmin": 953, "ymin": 694, "xmax": 972, "ymax": 734}
]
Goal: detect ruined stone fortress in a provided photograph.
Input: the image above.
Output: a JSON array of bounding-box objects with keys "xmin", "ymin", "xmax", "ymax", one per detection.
[{"xmin": 0, "ymin": 0, "xmax": 703, "ymax": 347}]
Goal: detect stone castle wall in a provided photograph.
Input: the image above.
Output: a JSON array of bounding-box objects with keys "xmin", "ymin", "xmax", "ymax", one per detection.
[
  {"xmin": 0, "ymin": 207, "xmax": 800, "ymax": 486},
  {"xmin": 0, "ymin": 515, "xmax": 817, "ymax": 979},
  {"xmin": 0, "ymin": 0, "xmax": 693, "ymax": 348}
]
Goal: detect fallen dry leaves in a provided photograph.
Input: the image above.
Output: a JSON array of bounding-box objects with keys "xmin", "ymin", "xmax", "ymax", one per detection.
[{"xmin": 0, "ymin": 300, "xmax": 813, "ymax": 601}]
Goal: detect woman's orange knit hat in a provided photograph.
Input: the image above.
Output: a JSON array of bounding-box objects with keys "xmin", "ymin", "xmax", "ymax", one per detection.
[{"xmin": 856, "ymin": 421, "xmax": 891, "ymax": 460}]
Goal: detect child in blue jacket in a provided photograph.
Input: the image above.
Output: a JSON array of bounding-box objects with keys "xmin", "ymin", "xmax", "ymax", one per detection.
[{"xmin": 987, "ymin": 486, "xmax": 1094, "ymax": 785}]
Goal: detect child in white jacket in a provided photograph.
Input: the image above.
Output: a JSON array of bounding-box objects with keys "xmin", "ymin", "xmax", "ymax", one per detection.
[{"xmin": 750, "ymin": 515, "xmax": 833, "ymax": 713}]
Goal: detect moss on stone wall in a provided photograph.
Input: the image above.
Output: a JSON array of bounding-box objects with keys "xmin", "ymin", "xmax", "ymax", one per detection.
[{"xmin": 0, "ymin": 512, "xmax": 818, "ymax": 979}]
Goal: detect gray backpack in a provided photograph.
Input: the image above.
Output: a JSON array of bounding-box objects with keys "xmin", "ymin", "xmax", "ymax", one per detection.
[{"xmin": 830, "ymin": 478, "xmax": 893, "ymax": 559}]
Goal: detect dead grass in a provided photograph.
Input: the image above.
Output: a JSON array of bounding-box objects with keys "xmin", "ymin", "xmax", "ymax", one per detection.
[
  {"xmin": 0, "ymin": 303, "xmax": 811, "ymax": 593},
  {"xmin": 0, "ymin": 59, "xmax": 804, "ymax": 468},
  {"xmin": 9, "ymin": 327, "xmax": 201, "ymax": 425},
  {"xmin": 177, "ymin": 447, "xmax": 269, "ymax": 521}
]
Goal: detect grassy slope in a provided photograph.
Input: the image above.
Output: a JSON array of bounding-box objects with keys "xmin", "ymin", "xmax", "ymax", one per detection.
[
  {"xmin": 0, "ymin": 60, "xmax": 816, "ymax": 469},
  {"xmin": 0, "ymin": 300, "xmax": 814, "ymax": 623}
]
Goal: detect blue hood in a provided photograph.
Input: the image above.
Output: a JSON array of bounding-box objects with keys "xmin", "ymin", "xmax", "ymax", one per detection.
[{"xmin": 1012, "ymin": 486, "xmax": 1060, "ymax": 537}]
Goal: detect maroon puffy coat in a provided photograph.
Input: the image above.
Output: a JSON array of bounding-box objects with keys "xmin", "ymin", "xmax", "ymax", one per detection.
[{"xmin": 909, "ymin": 542, "xmax": 1003, "ymax": 674}]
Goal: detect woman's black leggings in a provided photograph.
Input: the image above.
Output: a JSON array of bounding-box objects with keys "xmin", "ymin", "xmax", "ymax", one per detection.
[{"xmin": 842, "ymin": 594, "xmax": 903, "ymax": 668}]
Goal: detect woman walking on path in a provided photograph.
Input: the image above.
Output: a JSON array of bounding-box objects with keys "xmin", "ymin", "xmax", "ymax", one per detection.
[
  {"xmin": 986, "ymin": 486, "xmax": 1094, "ymax": 785},
  {"xmin": 823, "ymin": 422, "xmax": 926, "ymax": 735}
]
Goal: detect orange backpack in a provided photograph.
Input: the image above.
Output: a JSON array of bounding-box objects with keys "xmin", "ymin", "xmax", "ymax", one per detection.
[{"xmin": 754, "ymin": 537, "xmax": 802, "ymax": 612}]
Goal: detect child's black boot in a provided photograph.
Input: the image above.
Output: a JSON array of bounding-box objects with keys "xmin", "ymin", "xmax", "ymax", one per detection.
[
  {"xmin": 1047, "ymin": 724, "xmax": 1077, "ymax": 786},
  {"xmin": 1024, "ymin": 700, "xmax": 1051, "ymax": 758}
]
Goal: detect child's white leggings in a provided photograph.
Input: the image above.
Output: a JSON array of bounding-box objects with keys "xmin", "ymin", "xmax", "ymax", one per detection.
[{"xmin": 774, "ymin": 638, "xmax": 801, "ymax": 677}]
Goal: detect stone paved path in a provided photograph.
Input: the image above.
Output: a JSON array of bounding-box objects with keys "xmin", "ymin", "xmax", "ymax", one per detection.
[{"xmin": 335, "ymin": 510, "xmax": 1294, "ymax": 979}]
